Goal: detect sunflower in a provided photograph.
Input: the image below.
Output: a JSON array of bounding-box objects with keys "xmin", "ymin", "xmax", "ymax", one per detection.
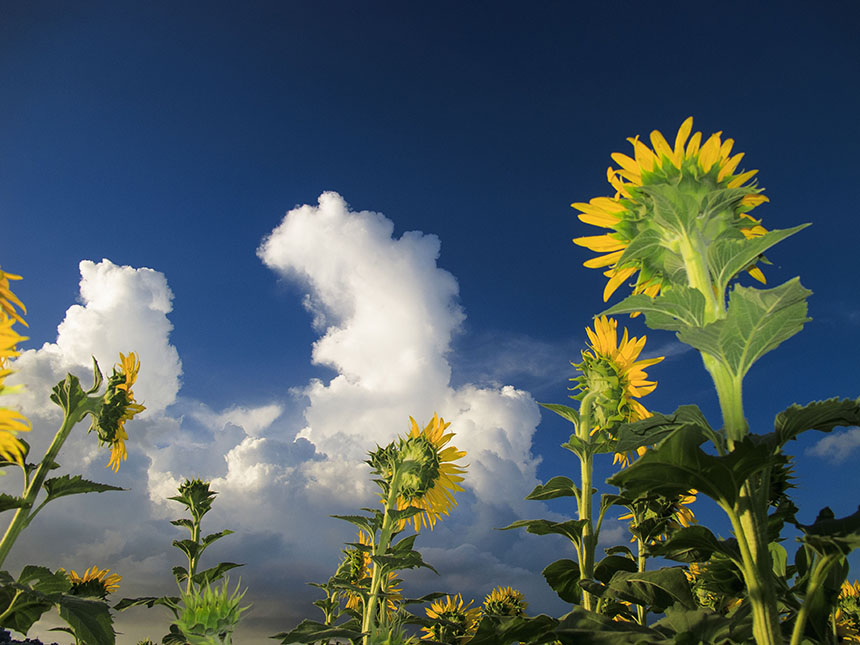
[
  {"xmin": 421, "ymin": 594, "xmax": 480, "ymax": 644},
  {"xmin": 394, "ymin": 414, "xmax": 466, "ymax": 532},
  {"xmin": 0, "ymin": 268, "xmax": 29, "ymax": 464},
  {"xmin": 91, "ymin": 352, "xmax": 145, "ymax": 472},
  {"xmin": 836, "ymin": 580, "xmax": 860, "ymax": 643},
  {"xmin": 482, "ymin": 585, "xmax": 527, "ymax": 617},
  {"xmin": 573, "ymin": 117, "xmax": 769, "ymax": 302},
  {"xmin": 64, "ymin": 565, "xmax": 122, "ymax": 597},
  {"xmin": 571, "ymin": 316, "xmax": 663, "ymax": 465},
  {"xmin": 0, "ymin": 268, "xmax": 26, "ymax": 328}
]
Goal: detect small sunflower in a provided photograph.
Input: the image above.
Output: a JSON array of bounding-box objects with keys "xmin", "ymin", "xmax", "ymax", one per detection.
[
  {"xmin": 395, "ymin": 414, "xmax": 466, "ymax": 532},
  {"xmin": 571, "ymin": 316, "xmax": 663, "ymax": 465},
  {"xmin": 482, "ymin": 585, "xmax": 527, "ymax": 617},
  {"xmin": 90, "ymin": 352, "xmax": 145, "ymax": 472},
  {"xmin": 64, "ymin": 565, "xmax": 122, "ymax": 598},
  {"xmin": 836, "ymin": 580, "xmax": 860, "ymax": 643},
  {"xmin": 421, "ymin": 594, "xmax": 480, "ymax": 644},
  {"xmin": 573, "ymin": 117, "xmax": 769, "ymax": 302}
]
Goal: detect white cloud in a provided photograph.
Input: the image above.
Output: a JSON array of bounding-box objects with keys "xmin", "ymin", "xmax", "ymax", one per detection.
[
  {"xmin": 807, "ymin": 427, "xmax": 860, "ymax": 463},
  {"xmin": 6, "ymin": 196, "xmax": 557, "ymax": 643}
]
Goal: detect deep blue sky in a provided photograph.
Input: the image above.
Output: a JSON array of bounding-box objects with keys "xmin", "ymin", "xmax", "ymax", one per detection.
[{"xmin": 1, "ymin": 2, "xmax": 859, "ymax": 641}]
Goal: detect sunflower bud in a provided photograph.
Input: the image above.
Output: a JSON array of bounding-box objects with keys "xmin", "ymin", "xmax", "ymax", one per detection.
[
  {"xmin": 63, "ymin": 565, "xmax": 121, "ymax": 599},
  {"xmin": 173, "ymin": 578, "xmax": 250, "ymax": 645}
]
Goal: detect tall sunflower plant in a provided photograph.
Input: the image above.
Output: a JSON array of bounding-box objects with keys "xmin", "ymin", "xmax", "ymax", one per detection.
[
  {"xmin": 274, "ymin": 414, "xmax": 468, "ymax": 645},
  {"xmin": 0, "ymin": 266, "xmax": 146, "ymax": 644},
  {"xmin": 498, "ymin": 118, "xmax": 859, "ymax": 645}
]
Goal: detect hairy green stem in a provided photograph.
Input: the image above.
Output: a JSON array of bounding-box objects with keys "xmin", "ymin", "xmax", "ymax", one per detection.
[
  {"xmin": 0, "ymin": 410, "xmax": 78, "ymax": 568},
  {"xmin": 636, "ymin": 536, "xmax": 646, "ymax": 626},
  {"xmin": 576, "ymin": 392, "xmax": 598, "ymax": 612},
  {"xmin": 362, "ymin": 464, "xmax": 404, "ymax": 644},
  {"xmin": 789, "ymin": 554, "xmax": 836, "ymax": 645}
]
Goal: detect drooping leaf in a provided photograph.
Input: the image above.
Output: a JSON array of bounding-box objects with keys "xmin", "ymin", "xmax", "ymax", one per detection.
[
  {"xmin": 606, "ymin": 567, "xmax": 696, "ymax": 612},
  {"xmin": 468, "ymin": 613, "xmax": 560, "ymax": 645},
  {"xmin": 172, "ymin": 539, "xmax": 201, "ymax": 563},
  {"xmin": 594, "ymin": 555, "xmax": 637, "ymax": 584},
  {"xmin": 330, "ymin": 513, "xmax": 378, "ymax": 536},
  {"xmin": 609, "ymin": 428, "xmax": 772, "ymax": 510},
  {"xmin": 42, "ymin": 474, "xmax": 125, "ymax": 503},
  {"xmin": 647, "ymin": 525, "xmax": 740, "ymax": 564},
  {"xmin": 113, "ymin": 595, "xmax": 180, "ymax": 612},
  {"xmin": 370, "ymin": 551, "xmax": 438, "ymax": 575},
  {"xmin": 651, "ymin": 603, "xmax": 747, "ymax": 644},
  {"xmin": 499, "ymin": 519, "xmax": 588, "ymax": 548},
  {"xmin": 170, "ymin": 518, "xmax": 194, "ymax": 533},
  {"xmin": 553, "ymin": 606, "xmax": 660, "ymax": 643},
  {"xmin": 773, "ymin": 397, "xmax": 860, "ymax": 447},
  {"xmin": 56, "ymin": 595, "xmax": 115, "ymax": 645},
  {"xmin": 526, "ymin": 476, "xmax": 580, "ymax": 501},
  {"xmin": 271, "ymin": 618, "xmax": 364, "ymax": 644},
  {"xmin": 542, "ymin": 559, "xmax": 581, "ymax": 603}
]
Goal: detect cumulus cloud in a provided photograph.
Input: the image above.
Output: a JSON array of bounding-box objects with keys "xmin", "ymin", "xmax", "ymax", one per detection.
[
  {"xmin": 6, "ymin": 195, "xmax": 554, "ymax": 642},
  {"xmin": 258, "ymin": 191, "xmax": 543, "ymax": 515},
  {"xmin": 807, "ymin": 427, "xmax": 860, "ymax": 463}
]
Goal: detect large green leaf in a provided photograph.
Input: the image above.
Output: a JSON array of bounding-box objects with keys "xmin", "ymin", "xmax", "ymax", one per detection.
[
  {"xmin": 330, "ymin": 513, "xmax": 378, "ymax": 536},
  {"xmin": 499, "ymin": 519, "xmax": 588, "ymax": 548},
  {"xmin": 594, "ymin": 555, "xmax": 637, "ymax": 584},
  {"xmin": 773, "ymin": 397, "xmax": 860, "ymax": 447},
  {"xmin": 553, "ymin": 607, "xmax": 660, "ymax": 644},
  {"xmin": 602, "ymin": 286, "xmax": 706, "ymax": 332},
  {"xmin": 18, "ymin": 565, "xmax": 70, "ymax": 595},
  {"xmin": 651, "ymin": 603, "xmax": 748, "ymax": 644},
  {"xmin": 609, "ymin": 428, "xmax": 772, "ymax": 510},
  {"xmin": 613, "ymin": 405, "xmax": 717, "ymax": 455},
  {"xmin": 56, "ymin": 595, "xmax": 115, "ymax": 645},
  {"xmin": 468, "ymin": 613, "xmax": 560, "ymax": 645},
  {"xmin": 606, "ymin": 568, "xmax": 695, "ymax": 612},
  {"xmin": 708, "ymin": 224, "xmax": 808, "ymax": 296},
  {"xmin": 647, "ymin": 526, "xmax": 740, "ymax": 564},
  {"xmin": 42, "ymin": 474, "xmax": 125, "ymax": 503},
  {"xmin": 542, "ymin": 559, "xmax": 581, "ymax": 604},
  {"xmin": 526, "ymin": 476, "xmax": 580, "ymax": 501},
  {"xmin": 371, "ymin": 550, "xmax": 438, "ymax": 575},
  {"xmin": 677, "ymin": 278, "xmax": 811, "ymax": 380},
  {"xmin": 272, "ymin": 618, "xmax": 364, "ymax": 644}
]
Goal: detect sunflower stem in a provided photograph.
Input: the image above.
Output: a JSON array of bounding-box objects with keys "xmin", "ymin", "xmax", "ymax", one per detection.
[
  {"xmin": 0, "ymin": 405, "xmax": 82, "ymax": 568},
  {"xmin": 576, "ymin": 392, "xmax": 598, "ymax": 612},
  {"xmin": 636, "ymin": 536, "xmax": 647, "ymax": 626},
  {"xmin": 362, "ymin": 463, "xmax": 404, "ymax": 644}
]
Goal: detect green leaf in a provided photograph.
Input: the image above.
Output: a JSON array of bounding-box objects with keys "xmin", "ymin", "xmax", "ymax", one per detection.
[
  {"xmin": 554, "ymin": 606, "xmax": 659, "ymax": 643},
  {"xmin": 647, "ymin": 526, "xmax": 740, "ymax": 564},
  {"xmin": 172, "ymin": 539, "xmax": 201, "ymax": 563},
  {"xmin": 18, "ymin": 565, "xmax": 71, "ymax": 594},
  {"xmin": 609, "ymin": 428, "xmax": 772, "ymax": 510},
  {"xmin": 651, "ymin": 604, "xmax": 744, "ymax": 644},
  {"xmin": 540, "ymin": 402, "xmax": 580, "ymax": 426},
  {"xmin": 390, "ymin": 534, "xmax": 417, "ymax": 555},
  {"xmin": 499, "ymin": 519, "xmax": 588, "ymax": 548},
  {"xmin": 57, "ymin": 595, "xmax": 115, "ymax": 645},
  {"xmin": 388, "ymin": 506, "xmax": 422, "ymax": 523},
  {"xmin": 677, "ymin": 278, "xmax": 811, "ymax": 380},
  {"xmin": 774, "ymin": 397, "xmax": 860, "ymax": 447},
  {"xmin": 42, "ymin": 474, "xmax": 126, "ymax": 503},
  {"xmin": 330, "ymin": 513, "xmax": 378, "ymax": 536},
  {"xmin": 613, "ymin": 405, "xmax": 719, "ymax": 455},
  {"xmin": 526, "ymin": 476, "xmax": 580, "ymax": 501},
  {"xmin": 594, "ymin": 555, "xmax": 637, "ymax": 584},
  {"xmin": 172, "ymin": 566, "xmax": 188, "ymax": 584},
  {"xmin": 796, "ymin": 506, "xmax": 860, "ymax": 556},
  {"xmin": 201, "ymin": 529, "xmax": 234, "ymax": 548},
  {"xmin": 0, "ymin": 493, "xmax": 31, "ymax": 513},
  {"xmin": 191, "ymin": 562, "xmax": 243, "ymax": 587},
  {"xmin": 607, "ymin": 568, "xmax": 695, "ymax": 612},
  {"xmin": 602, "ymin": 286, "xmax": 706, "ymax": 332},
  {"xmin": 113, "ymin": 595, "xmax": 180, "ymax": 613},
  {"xmin": 85, "ymin": 356, "xmax": 104, "ymax": 395},
  {"xmin": 468, "ymin": 613, "xmax": 560, "ymax": 645},
  {"xmin": 371, "ymin": 551, "xmax": 438, "ymax": 575},
  {"xmin": 271, "ymin": 619, "xmax": 364, "ymax": 643},
  {"xmin": 708, "ymin": 224, "xmax": 808, "ymax": 296},
  {"xmin": 50, "ymin": 373, "xmax": 88, "ymax": 415},
  {"xmin": 542, "ymin": 559, "xmax": 581, "ymax": 603},
  {"xmin": 170, "ymin": 518, "xmax": 194, "ymax": 533},
  {"xmin": 616, "ymin": 229, "xmax": 664, "ymax": 268}
]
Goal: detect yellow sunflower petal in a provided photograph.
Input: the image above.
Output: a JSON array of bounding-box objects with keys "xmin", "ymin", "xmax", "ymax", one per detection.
[
  {"xmin": 649, "ymin": 129, "xmax": 675, "ymax": 167},
  {"xmin": 673, "ymin": 117, "xmax": 694, "ymax": 161}
]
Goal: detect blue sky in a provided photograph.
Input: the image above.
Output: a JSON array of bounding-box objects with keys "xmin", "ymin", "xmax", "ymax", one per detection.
[{"xmin": 2, "ymin": 2, "xmax": 859, "ymax": 642}]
